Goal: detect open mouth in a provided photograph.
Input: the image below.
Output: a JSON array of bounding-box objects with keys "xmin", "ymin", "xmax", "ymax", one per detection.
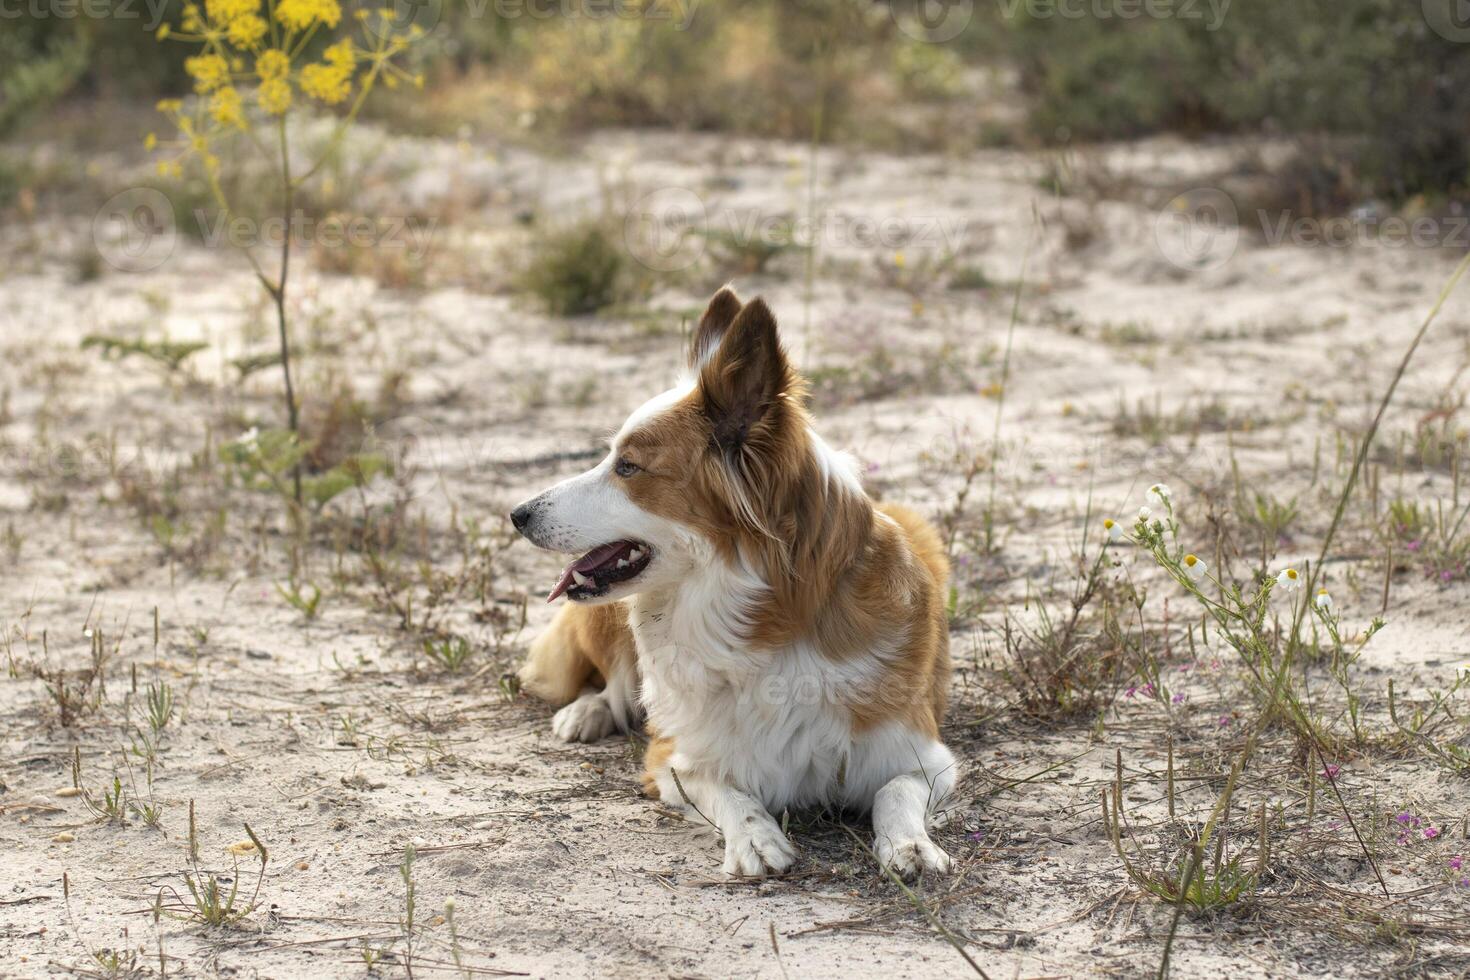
[{"xmin": 547, "ymin": 540, "xmax": 653, "ymax": 603}]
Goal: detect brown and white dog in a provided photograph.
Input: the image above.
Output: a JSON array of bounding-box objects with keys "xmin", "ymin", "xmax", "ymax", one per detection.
[{"xmin": 510, "ymin": 288, "xmax": 956, "ymax": 878}]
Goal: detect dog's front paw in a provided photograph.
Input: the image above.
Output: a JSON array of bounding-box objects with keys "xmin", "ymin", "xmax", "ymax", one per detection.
[
  {"xmin": 551, "ymin": 693, "xmax": 615, "ymax": 743},
  {"xmin": 722, "ymin": 816, "xmax": 797, "ymax": 877},
  {"xmin": 876, "ymin": 834, "xmax": 952, "ymax": 879}
]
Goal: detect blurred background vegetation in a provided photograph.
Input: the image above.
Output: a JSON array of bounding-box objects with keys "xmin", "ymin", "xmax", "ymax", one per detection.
[{"xmin": 3, "ymin": 0, "xmax": 1469, "ymax": 215}]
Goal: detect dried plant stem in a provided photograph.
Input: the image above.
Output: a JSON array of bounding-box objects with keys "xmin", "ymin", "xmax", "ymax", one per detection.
[{"xmin": 842, "ymin": 826, "xmax": 991, "ymax": 979}]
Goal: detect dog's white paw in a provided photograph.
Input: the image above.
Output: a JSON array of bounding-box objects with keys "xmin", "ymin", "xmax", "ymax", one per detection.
[
  {"xmin": 876, "ymin": 834, "xmax": 953, "ymax": 879},
  {"xmin": 722, "ymin": 815, "xmax": 797, "ymax": 877},
  {"xmin": 551, "ymin": 694, "xmax": 615, "ymax": 743}
]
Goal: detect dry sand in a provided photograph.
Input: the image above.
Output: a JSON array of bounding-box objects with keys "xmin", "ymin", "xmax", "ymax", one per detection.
[{"xmin": 2, "ymin": 126, "xmax": 1468, "ymax": 977}]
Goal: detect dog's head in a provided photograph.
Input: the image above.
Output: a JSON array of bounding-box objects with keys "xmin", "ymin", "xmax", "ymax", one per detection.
[{"xmin": 511, "ymin": 287, "xmax": 809, "ymax": 604}]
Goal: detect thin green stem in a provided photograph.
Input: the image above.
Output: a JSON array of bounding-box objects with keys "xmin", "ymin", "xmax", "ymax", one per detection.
[
  {"xmin": 274, "ymin": 113, "xmax": 302, "ymax": 507},
  {"xmin": 1304, "ymin": 249, "xmax": 1470, "ymax": 602},
  {"xmin": 984, "ymin": 222, "xmax": 1035, "ymax": 552}
]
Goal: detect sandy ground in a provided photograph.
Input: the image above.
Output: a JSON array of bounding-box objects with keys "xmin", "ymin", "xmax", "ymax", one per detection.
[{"xmin": 2, "ymin": 124, "xmax": 1469, "ymax": 978}]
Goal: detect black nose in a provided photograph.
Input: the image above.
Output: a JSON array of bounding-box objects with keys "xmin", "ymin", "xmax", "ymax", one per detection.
[{"xmin": 510, "ymin": 503, "xmax": 532, "ymax": 533}]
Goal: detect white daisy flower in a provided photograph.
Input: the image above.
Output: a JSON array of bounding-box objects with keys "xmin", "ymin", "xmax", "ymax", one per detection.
[
  {"xmin": 1103, "ymin": 519, "xmax": 1122, "ymax": 543},
  {"xmin": 1147, "ymin": 484, "xmax": 1172, "ymax": 509},
  {"xmin": 1182, "ymin": 553, "xmax": 1207, "ymax": 582},
  {"xmin": 1138, "ymin": 506, "xmax": 1152, "ymax": 521},
  {"xmin": 1314, "ymin": 588, "xmax": 1332, "ymax": 612},
  {"xmin": 238, "ymin": 426, "xmax": 260, "ymax": 447},
  {"xmin": 1276, "ymin": 567, "xmax": 1301, "ymax": 592},
  {"xmin": 1455, "ymin": 662, "xmax": 1469, "ymax": 680}
]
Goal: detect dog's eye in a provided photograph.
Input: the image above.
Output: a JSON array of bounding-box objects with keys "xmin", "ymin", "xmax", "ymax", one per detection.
[{"xmin": 614, "ymin": 457, "xmax": 640, "ymax": 478}]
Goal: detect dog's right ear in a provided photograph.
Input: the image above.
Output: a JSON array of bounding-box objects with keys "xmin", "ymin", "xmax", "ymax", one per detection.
[{"xmin": 688, "ymin": 286, "xmax": 743, "ymax": 370}]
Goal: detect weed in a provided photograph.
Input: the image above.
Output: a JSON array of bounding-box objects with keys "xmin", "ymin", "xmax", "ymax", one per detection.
[
  {"xmin": 27, "ymin": 627, "xmax": 111, "ymax": 727},
  {"xmin": 145, "ymin": 680, "xmax": 174, "ymax": 734},
  {"xmin": 74, "ymin": 749, "xmax": 128, "ymax": 826},
  {"xmin": 991, "ymin": 525, "xmax": 1133, "ymax": 720},
  {"xmin": 520, "ymin": 221, "xmax": 624, "ymax": 316},
  {"xmin": 80, "ymin": 335, "xmax": 206, "ymax": 374},
  {"xmin": 421, "ymin": 634, "xmax": 474, "ymax": 672},
  {"xmin": 1110, "ymin": 394, "xmax": 1267, "ymax": 444},
  {"xmin": 276, "ymin": 578, "xmax": 324, "ymax": 620},
  {"xmin": 160, "ymin": 816, "xmax": 268, "ymax": 928}
]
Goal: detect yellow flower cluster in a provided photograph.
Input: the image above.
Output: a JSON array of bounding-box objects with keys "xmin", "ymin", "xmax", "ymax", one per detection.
[
  {"xmin": 276, "ymin": 0, "xmax": 342, "ymax": 33},
  {"xmin": 152, "ymin": 1, "xmax": 422, "ymax": 177},
  {"xmin": 210, "ymin": 85, "xmax": 246, "ymax": 129},
  {"xmin": 226, "ymin": 11, "xmax": 267, "ymax": 47},
  {"xmin": 259, "ymin": 78, "xmax": 292, "ymax": 115},
  {"xmin": 185, "ymin": 53, "xmax": 230, "ymax": 93},
  {"xmin": 300, "ymin": 40, "xmax": 356, "ymax": 105},
  {"xmin": 256, "ymin": 48, "xmax": 292, "ymax": 115},
  {"xmin": 256, "ymin": 49, "xmax": 289, "ymax": 80},
  {"xmin": 179, "ymin": 0, "xmax": 267, "ymax": 50}
]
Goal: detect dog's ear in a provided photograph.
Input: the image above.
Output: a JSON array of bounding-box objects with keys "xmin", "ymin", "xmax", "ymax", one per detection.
[
  {"xmin": 698, "ymin": 297, "xmax": 791, "ymax": 456},
  {"xmin": 688, "ymin": 286, "xmax": 743, "ymax": 370}
]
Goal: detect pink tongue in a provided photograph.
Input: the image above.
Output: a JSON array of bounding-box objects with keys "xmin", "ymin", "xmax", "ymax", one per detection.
[{"xmin": 546, "ymin": 542, "xmax": 630, "ymax": 603}]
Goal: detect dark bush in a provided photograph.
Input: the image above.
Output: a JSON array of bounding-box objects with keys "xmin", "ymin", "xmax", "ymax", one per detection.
[{"xmin": 1000, "ymin": 0, "xmax": 1470, "ymax": 200}]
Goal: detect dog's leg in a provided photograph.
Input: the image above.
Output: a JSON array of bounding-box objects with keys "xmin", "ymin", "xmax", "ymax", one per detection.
[
  {"xmin": 650, "ymin": 763, "xmax": 796, "ymax": 876},
  {"xmin": 848, "ymin": 727, "xmax": 958, "ymax": 879},
  {"xmin": 872, "ymin": 770, "xmax": 954, "ymax": 878},
  {"xmin": 520, "ymin": 601, "xmax": 640, "ymax": 742},
  {"xmin": 551, "ymin": 661, "xmax": 637, "ymax": 742}
]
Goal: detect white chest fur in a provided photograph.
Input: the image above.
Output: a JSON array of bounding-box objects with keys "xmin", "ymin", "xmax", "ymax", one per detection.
[{"xmin": 628, "ymin": 573, "xmax": 928, "ymax": 814}]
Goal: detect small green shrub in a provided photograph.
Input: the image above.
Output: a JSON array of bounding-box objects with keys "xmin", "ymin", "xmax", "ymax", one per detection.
[{"xmin": 521, "ymin": 222, "xmax": 624, "ymax": 316}]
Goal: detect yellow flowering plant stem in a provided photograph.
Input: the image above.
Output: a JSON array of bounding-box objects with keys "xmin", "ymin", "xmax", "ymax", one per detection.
[
  {"xmin": 271, "ymin": 112, "xmax": 303, "ymax": 506},
  {"xmin": 154, "ymin": 1, "xmax": 424, "ymax": 520}
]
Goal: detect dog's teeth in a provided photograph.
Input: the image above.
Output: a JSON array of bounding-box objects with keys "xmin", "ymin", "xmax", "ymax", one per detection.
[
  {"xmin": 572, "ymin": 570, "xmax": 589, "ymax": 587},
  {"xmin": 628, "ymin": 548, "xmax": 643, "ymax": 562},
  {"xmin": 616, "ymin": 559, "xmax": 629, "ymax": 569}
]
